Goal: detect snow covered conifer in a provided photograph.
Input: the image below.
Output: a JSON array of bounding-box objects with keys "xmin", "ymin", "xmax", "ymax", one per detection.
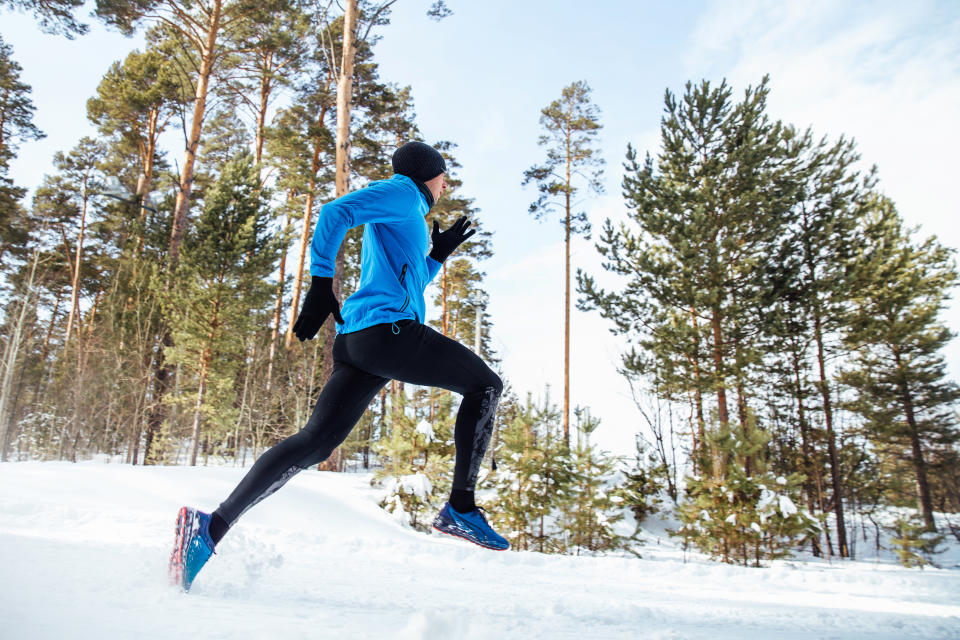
[
  {"xmin": 560, "ymin": 407, "xmax": 627, "ymax": 554},
  {"xmin": 888, "ymin": 514, "xmax": 945, "ymax": 568},
  {"xmin": 673, "ymin": 419, "xmax": 817, "ymax": 566},
  {"xmin": 840, "ymin": 196, "xmax": 960, "ymax": 533},
  {"xmin": 618, "ymin": 437, "xmax": 668, "ymax": 537},
  {"xmin": 164, "ymin": 151, "xmax": 280, "ymax": 465},
  {"xmin": 374, "ymin": 385, "xmax": 454, "ymax": 531},
  {"xmin": 488, "ymin": 390, "xmax": 572, "ymax": 552}
]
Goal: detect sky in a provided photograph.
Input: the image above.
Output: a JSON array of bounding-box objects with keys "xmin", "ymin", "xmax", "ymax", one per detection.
[{"xmin": 3, "ymin": 0, "xmax": 960, "ymax": 457}]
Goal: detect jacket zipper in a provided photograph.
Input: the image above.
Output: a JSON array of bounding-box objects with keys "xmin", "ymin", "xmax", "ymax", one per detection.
[{"xmin": 398, "ymin": 263, "xmax": 411, "ymax": 313}]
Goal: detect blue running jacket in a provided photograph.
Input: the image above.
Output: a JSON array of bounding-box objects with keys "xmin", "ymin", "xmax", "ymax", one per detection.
[{"xmin": 310, "ymin": 174, "xmax": 442, "ymax": 335}]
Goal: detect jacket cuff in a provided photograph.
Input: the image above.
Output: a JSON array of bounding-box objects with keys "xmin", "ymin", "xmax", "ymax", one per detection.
[{"xmin": 426, "ymin": 254, "xmax": 442, "ymax": 283}]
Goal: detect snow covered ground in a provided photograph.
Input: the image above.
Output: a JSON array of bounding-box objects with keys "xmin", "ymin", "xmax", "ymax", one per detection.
[{"xmin": 1, "ymin": 460, "xmax": 958, "ymax": 640}]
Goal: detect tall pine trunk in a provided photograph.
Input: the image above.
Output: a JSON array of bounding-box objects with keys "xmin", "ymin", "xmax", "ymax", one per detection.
[
  {"xmin": 64, "ymin": 183, "xmax": 90, "ymax": 353},
  {"xmin": 892, "ymin": 347, "xmax": 937, "ymax": 531},
  {"xmin": 802, "ymin": 206, "xmax": 849, "ymax": 557},
  {"xmin": 0, "ymin": 240, "xmax": 41, "ymax": 461},
  {"xmin": 255, "ymin": 52, "xmax": 272, "ymax": 167},
  {"xmin": 189, "ymin": 348, "xmax": 211, "ymax": 466},
  {"xmin": 812, "ymin": 309, "xmax": 848, "ymax": 556},
  {"xmin": 319, "ymin": 0, "xmax": 358, "ymax": 473},
  {"xmin": 562, "ymin": 125, "xmax": 572, "ymax": 448},
  {"xmin": 168, "ymin": 0, "xmax": 223, "ymax": 265},
  {"xmin": 285, "ymin": 107, "xmax": 328, "ymax": 350},
  {"xmin": 267, "ymin": 201, "xmax": 292, "ymax": 389},
  {"xmin": 135, "ymin": 106, "xmax": 160, "ymax": 256},
  {"xmin": 146, "ymin": 0, "xmax": 224, "ymax": 464}
]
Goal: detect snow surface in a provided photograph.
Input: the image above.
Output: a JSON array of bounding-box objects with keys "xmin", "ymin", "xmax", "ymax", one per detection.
[{"xmin": 1, "ymin": 460, "xmax": 959, "ymax": 640}]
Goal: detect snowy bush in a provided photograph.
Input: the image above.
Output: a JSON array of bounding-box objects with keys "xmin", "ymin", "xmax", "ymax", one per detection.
[
  {"xmin": 887, "ymin": 515, "xmax": 945, "ymax": 568},
  {"xmin": 381, "ymin": 473, "xmax": 434, "ymax": 528},
  {"xmin": 672, "ymin": 471, "xmax": 819, "ymax": 566}
]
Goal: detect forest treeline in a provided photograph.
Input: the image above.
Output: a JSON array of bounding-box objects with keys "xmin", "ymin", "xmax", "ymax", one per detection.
[{"xmin": 1, "ymin": 0, "xmax": 958, "ymax": 566}]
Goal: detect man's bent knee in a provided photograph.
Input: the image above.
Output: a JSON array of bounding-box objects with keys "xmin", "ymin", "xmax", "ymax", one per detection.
[{"xmin": 482, "ymin": 370, "xmax": 503, "ymax": 398}]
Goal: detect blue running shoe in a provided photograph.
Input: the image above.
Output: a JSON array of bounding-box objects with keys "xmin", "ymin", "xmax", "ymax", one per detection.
[
  {"xmin": 432, "ymin": 502, "xmax": 510, "ymax": 551},
  {"xmin": 169, "ymin": 506, "xmax": 216, "ymax": 591}
]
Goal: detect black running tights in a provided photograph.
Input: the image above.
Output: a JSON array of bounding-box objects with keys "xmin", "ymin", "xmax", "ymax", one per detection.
[{"xmin": 214, "ymin": 319, "xmax": 503, "ymax": 527}]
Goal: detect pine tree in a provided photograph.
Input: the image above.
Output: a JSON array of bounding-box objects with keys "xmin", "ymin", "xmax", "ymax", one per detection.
[
  {"xmin": 0, "ymin": 36, "xmax": 45, "ymax": 271},
  {"xmin": 562, "ymin": 407, "xmax": 627, "ymax": 554},
  {"xmin": 86, "ymin": 45, "xmax": 183, "ymax": 264},
  {"xmin": 374, "ymin": 383, "xmax": 455, "ymax": 531},
  {"xmin": 488, "ymin": 389, "xmax": 573, "ymax": 553},
  {"xmin": 672, "ymin": 419, "xmax": 817, "ymax": 566},
  {"xmin": 578, "ymin": 76, "xmax": 795, "ymax": 474},
  {"xmin": 617, "ymin": 437, "xmax": 666, "ymax": 539},
  {"xmin": 841, "ymin": 195, "xmax": 959, "ymax": 532},
  {"xmin": 756, "ymin": 129, "xmax": 874, "ymax": 557},
  {"xmin": 888, "ymin": 514, "xmax": 945, "ymax": 568},
  {"xmin": 164, "ymin": 152, "xmax": 279, "ymax": 464},
  {"xmin": 1, "ymin": 0, "xmax": 88, "ymax": 37},
  {"xmin": 221, "ymin": 0, "xmax": 309, "ymax": 168},
  {"xmin": 523, "ymin": 80, "xmax": 604, "ymax": 447}
]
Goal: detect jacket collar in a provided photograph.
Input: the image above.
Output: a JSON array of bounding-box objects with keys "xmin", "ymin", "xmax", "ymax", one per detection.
[{"xmin": 392, "ymin": 173, "xmax": 434, "ymax": 209}]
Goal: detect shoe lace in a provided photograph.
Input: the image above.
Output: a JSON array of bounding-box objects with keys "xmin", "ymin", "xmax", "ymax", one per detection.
[{"xmin": 473, "ymin": 505, "xmax": 491, "ymax": 526}]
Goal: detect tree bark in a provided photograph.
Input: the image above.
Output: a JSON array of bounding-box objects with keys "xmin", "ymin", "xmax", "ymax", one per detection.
[
  {"xmin": 135, "ymin": 106, "xmax": 160, "ymax": 256},
  {"xmin": 319, "ymin": 0, "xmax": 358, "ymax": 472},
  {"xmin": 562, "ymin": 121, "xmax": 572, "ymax": 449},
  {"xmin": 285, "ymin": 107, "xmax": 328, "ymax": 350},
  {"xmin": 893, "ymin": 347, "xmax": 937, "ymax": 531},
  {"xmin": 189, "ymin": 347, "xmax": 211, "ymax": 466},
  {"xmin": 146, "ymin": 0, "xmax": 224, "ymax": 464},
  {"xmin": 0, "ymin": 241, "xmax": 41, "ymax": 461},
  {"xmin": 813, "ymin": 309, "xmax": 849, "ymax": 557},
  {"xmin": 168, "ymin": 0, "xmax": 223, "ymax": 266},
  {"xmin": 255, "ymin": 52, "xmax": 272, "ymax": 168},
  {"xmin": 267, "ymin": 200, "xmax": 292, "ymax": 390},
  {"xmin": 64, "ymin": 181, "xmax": 90, "ymax": 354}
]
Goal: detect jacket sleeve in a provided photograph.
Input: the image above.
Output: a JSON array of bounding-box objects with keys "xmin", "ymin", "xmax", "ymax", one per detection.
[
  {"xmin": 310, "ymin": 181, "xmax": 418, "ymax": 277},
  {"xmin": 425, "ymin": 254, "xmax": 442, "ymax": 284}
]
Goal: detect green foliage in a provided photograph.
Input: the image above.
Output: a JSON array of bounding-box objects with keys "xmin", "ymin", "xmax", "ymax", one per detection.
[
  {"xmin": 486, "ymin": 392, "xmax": 630, "ymax": 556},
  {"xmin": 86, "ymin": 47, "xmax": 183, "ymax": 147},
  {"xmin": 577, "ymin": 76, "xmax": 797, "ymax": 446},
  {"xmin": 0, "ymin": 36, "xmax": 45, "ymax": 268},
  {"xmin": 618, "ymin": 439, "xmax": 667, "ymax": 532},
  {"xmin": 840, "ymin": 195, "xmax": 960, "ymax": 530},
  {"xmin": 522, "ymin": 79, "xmax": 604, "ymax": 234},
  {"xmin": 374, "ymin": 386, "xmax": 456, "ymax": 531},
  {"xmin": 562, "ymin": 408, "xmax": 628, "ymax": 554},
  {"xmin": 161, "ymin": 152, "xmax": 279, "ymax": 461},
  {"xmin": 888, "ymin": 515, "xmax": 945, "ymax": 568},
  {"xmin": 672, "ymin": 422, "xmax": 819, "ymax": 566},
  {"xmin": 487, "ymin": 390, "xmax": 572, "ymax": 553}
]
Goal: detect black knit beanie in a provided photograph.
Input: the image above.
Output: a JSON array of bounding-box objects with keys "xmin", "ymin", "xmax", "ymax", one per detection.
[{"xmin": 392, "ymin": 141, "xmax": 446, "ymax": 182}]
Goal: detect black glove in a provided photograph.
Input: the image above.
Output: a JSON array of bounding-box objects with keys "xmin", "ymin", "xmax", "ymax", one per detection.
[
  {"xmin": 293, "ymin": 276, "xmax": 344, "ymax": 341},
  {"xmin": 429, "ymin": 215, "xmax": 476, "ymax": 263}
]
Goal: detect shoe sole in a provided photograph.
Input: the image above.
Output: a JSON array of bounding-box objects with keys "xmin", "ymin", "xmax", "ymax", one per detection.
[
  {"xmin": 169, "ymin": 506, "xmax": 192, "ymax": 589},
  {"xmin": 432, "ymin": 524, "xmax": 509, "ymax": 551}
]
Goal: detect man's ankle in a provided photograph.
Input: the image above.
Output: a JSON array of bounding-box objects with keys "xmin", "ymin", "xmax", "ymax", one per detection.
[
  {"xmin": 449, "ymin": 488, "xmax": 476, "ymax": 513},
  {"xmin": 209, "ymin": 511, "xmax": 229, "ymax": 546}
]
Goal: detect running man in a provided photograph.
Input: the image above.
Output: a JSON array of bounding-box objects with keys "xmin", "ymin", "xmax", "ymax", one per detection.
[{"xmin": 169, "ymin": 141, "xmax": 508, "ymax": 592}]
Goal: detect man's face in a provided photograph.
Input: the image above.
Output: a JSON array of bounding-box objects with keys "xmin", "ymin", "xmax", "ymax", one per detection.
[{"xmin": 424, "ymin": 173, "xmax": 447, "ymax": 203}]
